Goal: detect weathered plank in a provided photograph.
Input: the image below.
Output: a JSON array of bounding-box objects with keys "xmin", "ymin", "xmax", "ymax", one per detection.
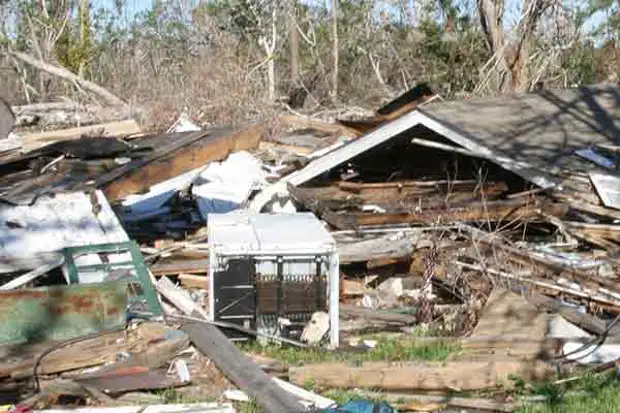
[
  {"xmin": 288, "ymin": 360, "xmax": 556, "ymax": 391},
  {"xmin": 322, "ymin": 199, "xmax": 568, "ymax": 230}
]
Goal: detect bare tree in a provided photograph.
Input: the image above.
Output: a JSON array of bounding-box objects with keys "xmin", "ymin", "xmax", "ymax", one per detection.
[
  {"xmin": 287, "ymin": 0, "xmax": 299, "ymax": 87},
  {"xmin": 477, "ymin": 0, "xmax": 554, "ymax": 92},
  {"xmin": 330, "ymin": 0, "xmax": 339, "ymax": 101}
]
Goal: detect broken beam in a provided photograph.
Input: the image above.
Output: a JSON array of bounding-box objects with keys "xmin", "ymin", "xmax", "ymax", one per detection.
[{"xmin": 321, "ymin": 200, "xmax": 567, "ymax": 230}]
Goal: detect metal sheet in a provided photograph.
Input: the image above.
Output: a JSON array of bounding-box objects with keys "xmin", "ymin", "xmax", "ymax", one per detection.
[
  {"xmin": 590, "ymin": 172, "xmax": 620, "ymax": 210},
  {"xmin": 76, "ymin": 369, "xmax": 181, "ymax": 393},
  {"xmin": 0, "ymin": 280, "xmax": 127, "ymax": 345},
  {"xmin": 0, "ymin": 191, "xmax": 129, "ymax": 273}
]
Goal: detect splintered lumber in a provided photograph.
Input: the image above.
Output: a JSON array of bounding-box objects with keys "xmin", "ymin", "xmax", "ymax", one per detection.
[
  {"xmin": 156, "ymin": 277, "xmax": 303, "ymax": 413},
  {"xmin": 468, "ymin": 227, "xmax": 620, "ymax": 294},
  {"xmin": 20, "ymin": 119, "xmax": 141, "ymax": 152},
  {"xmin": 100, "ymin": 125, "xmax": 265, "ymax": 201},
  {"xmin": 566, "ymin": 199, "xmax": 620, "ymax": 221},
  {"xmin": 288, "ymin": 360, "xmax": 556, "ymax": 391},
  {"xmin": 178, "ymin": 274, "xmax": 209, "ymax": 289},
  {"xmin": 150, "ymin": 259, "xmax": 209, "ymax": 276},
  {"xmin": 524, "ymin": 290, "xmax": 620, "ymax": 338},
  {"xmin": 279, "ymin": 114, "xmax": 357, "ymax": 136},
  {"xmin": 0, "ymin": 257, "xmax": 63, "ymax": 290},
  {"xmin": 296, "ymin": 181, "xmax": 507, "ymax": 207},
  {"xmin": 337, "ymin": 234, "xmax": 419, "ymax": 263},
  {"xmin": 340, "ymin": 304, "xmax": 417, "ymax": 324},
  {"xmin": 321, "ymin": 199, "xmax": 567, "ymax": 230},
  {"xmin": 0, "ymin": 330, "xmax": 126, "ymax": 379}
]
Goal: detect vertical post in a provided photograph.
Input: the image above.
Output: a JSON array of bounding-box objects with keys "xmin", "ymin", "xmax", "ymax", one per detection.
[{"xmin": 328, "ymin": 252, "xmax": 339, "ymax": 348}]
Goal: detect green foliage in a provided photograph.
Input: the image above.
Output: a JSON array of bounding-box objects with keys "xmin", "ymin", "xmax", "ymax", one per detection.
[
  {"xmin": 239, "ymin": 335, "xmax": 458, "ymax": 365},
  {"xmin": 518, "ymin": 372, "xmax": 620, "ymax": 413}
]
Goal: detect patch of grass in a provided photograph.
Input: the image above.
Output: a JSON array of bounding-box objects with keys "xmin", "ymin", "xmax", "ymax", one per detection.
[
  {"xmin": 156, "ymin": 388, "xmax": 210, "ymax": 404},
  {"xmin": 235, "ymin": 400, "xmax": 264, "ymax": 413},
  {"xmin": 239, "ymin": 335, "xmax": 458, "ymax": 365},
  {"xmin": 517, "ymin": 373, "xmax": 620, "ymax": 413}
]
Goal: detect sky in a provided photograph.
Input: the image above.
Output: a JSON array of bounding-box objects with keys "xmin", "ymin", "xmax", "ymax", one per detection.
[{"xmin": 91, "ymin": 0, "xmax": 609, "ymax": 37}]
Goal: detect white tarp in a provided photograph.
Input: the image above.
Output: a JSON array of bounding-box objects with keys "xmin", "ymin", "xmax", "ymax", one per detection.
[
  {"xmin": 192, "ymin": 151, "xmax": 268, "ymax": 220},
  {"xmin": 119, "ymin": 151, "xmax": 269, "ymax": 222}
]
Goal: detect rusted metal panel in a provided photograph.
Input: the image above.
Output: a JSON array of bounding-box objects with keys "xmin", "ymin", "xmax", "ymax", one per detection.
[
  {"xmin": 0, "ymin": 280, "xmax": 127, "ymax": 345},
  {"xmin": 75, "ymin": 367, "xmax": 182, "ymax": 393}
]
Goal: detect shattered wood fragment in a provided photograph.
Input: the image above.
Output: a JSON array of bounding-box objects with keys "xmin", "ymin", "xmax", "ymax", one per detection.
[
  {"xmin": 178, "ymin": 274, "xmax": 209, "ymax": 289},
  {"xmin": 150, "ymin": 259, "xmax": 209, "ymax": 276},
  {"xmin": 337, "ymin": 234, "xmax": 418, "ymax": 264},
  {"xmin": 288, "ymin": 360, "xmax": 557, "ymax": 391},
  {"xmin": 0, "ymin": 331, "xmax": 125, "ymax": 379},
  {"xmin": 525, "ymin": 290, "xmax": 620, "ymax": 338},
  {"xmin": 279, "ymin": 114, "xmax": 357, "ymax": 136},
  {"xmin": 321, "ymin": 199, "xmax": 567, "ymax": 230},
  {"xmin": 20, "ymin": 120, "xmax": 141, "ymax": 152},
  {"xmin": 470, "ymin": 229, "xmax": 620, "ymax": 294},
  {"xmin": 340, "ymin": 304, "xmax": 418, "ymax": 324}
]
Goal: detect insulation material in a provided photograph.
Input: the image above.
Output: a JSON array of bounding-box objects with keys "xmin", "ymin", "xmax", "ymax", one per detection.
[
  {"xmin": 590, "ymin": 172, "xmax": 620, "ymax": 210},
  {"xmin": 192, "ymin": 151, "xmax": 268, "ymax": 220}
]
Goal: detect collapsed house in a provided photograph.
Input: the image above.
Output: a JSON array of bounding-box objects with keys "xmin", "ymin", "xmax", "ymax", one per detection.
[{"xmin": 1, "ymin": 84, "xmax": 620, "ymax": 413}]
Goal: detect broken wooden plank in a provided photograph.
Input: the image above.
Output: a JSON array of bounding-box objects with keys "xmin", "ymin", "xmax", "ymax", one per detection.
[
  {"xmin": 524, "ymin": 290, "xmax": 620, "ymax": 338},
  {"xmin": 0, "ymin": 330, "xmax": 126, "ymax": 379},
  {"xmin": 156, "ymin": 277, "xmax": 303, "ymax": 413},
  {"xmin": 337, "ymin": 234, "xmax": 418, "ymax": 264},
  {"xmin": 377, "ymin": 393, "xmax": 516, "ymax": 413},
  {"xmin": 322, "ymin": 199, "xmax": 567, "ymax": 230},
  {"xmin": 100, "ymin": 124, "xmax": 265, "ymax": 201},
  {"xmin": 279, "ymin": 114, "xmax": 357, "ymax": 136},
  {"xmin": 20, "ymin": 119, "xmax": 141, "ymax": 152},
  {"xmin": 178, "ymin": 274, "xmax": 209, "ymax": 289},
  {"xmin": 566, "ymin": 199, "xmax": 620, "ymax": 221},
  {"xmin": 340, "ymin": 304, "xmax": 417, "ymax": 324},
  {"xmin": 150, "ymin": 259, "xmax": 209, "ymax": 276},
  {"xmin": 288, "ymin": 359, "xmax": 556, "ymax": 391}
]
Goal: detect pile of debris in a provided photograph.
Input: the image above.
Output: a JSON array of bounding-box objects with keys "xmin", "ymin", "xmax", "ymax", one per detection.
[{"xmin": 1, "ymin": 83, "xmax": 620, "ymax": 413}]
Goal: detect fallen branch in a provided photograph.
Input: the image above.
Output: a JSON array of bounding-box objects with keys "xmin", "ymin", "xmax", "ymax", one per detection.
[{"xmin": 9, "ymin": 51, "xmax": 126, "ymax": 107}]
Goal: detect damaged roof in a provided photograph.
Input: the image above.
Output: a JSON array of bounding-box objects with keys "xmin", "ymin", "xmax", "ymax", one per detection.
[
  {"xmin": 277, "ymin": 84, "xmax": 620, "ymax": 191},
  {"xmin": 420, "ymin": 84, "xmax": 620, "ymax": 173}
]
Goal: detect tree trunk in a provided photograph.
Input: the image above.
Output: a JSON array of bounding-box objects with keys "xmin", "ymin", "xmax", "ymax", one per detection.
[
  {"xmin": 330, "ymin": 0, "xmax": 339, "ymax": 101},
  {"xmin": 9, "ymin": 50, "xmax": 126, "ymax": 106},
  {"xmin": 287, "ymin": 0, "xmax": 299, "ymax": 87}
]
